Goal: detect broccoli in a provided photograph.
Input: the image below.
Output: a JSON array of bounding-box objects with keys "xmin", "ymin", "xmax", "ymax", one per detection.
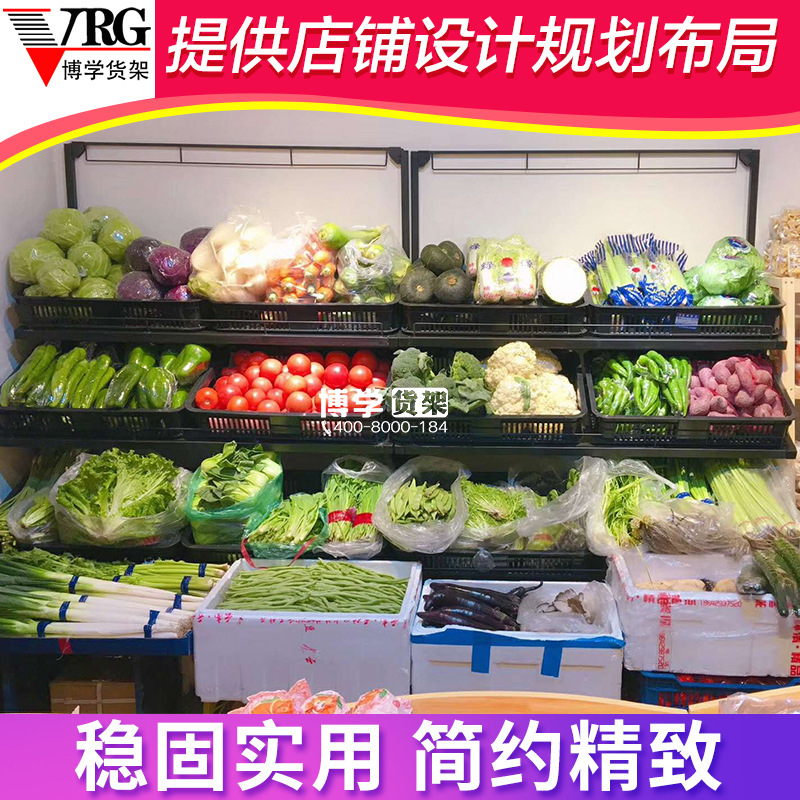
[
  {"xmin": 389, "ymin": 348, "xmax": 434, "ymax": 384},
  {"xmin": 390, "ymin": 376, "xmax": 424, "ymax": 389},
  {"xmin": 428, "ymin": 372, "xmax": 457, "ymax": 392},
  {"xmin": 451, "ymin": 351, "xmax": 485, "ymax": 382}
]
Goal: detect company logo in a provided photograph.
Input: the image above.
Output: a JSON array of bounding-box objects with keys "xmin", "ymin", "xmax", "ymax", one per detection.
[{"xmin": 4, "ymin": 6, "xmax": 150, "ymax": 86}]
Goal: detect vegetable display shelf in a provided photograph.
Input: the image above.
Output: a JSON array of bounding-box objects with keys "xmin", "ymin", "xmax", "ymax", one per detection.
[
  {"xmin": 14, "ymin": 295, "xmax": 207, "ymax": 332},
  {"xmin": 0, "ymin": 632, "xmax": 193, "ymax": 656},
  {"xmin": 390, "ymin": 349, "xmax": 587, "ymax": 445},
  {"xmin": 590, "ymin": 302, "xmax": 783, "ymax": 339},
  {"xmin": 586, "ymin": 361, "xmax": 796, "ymax": 448},
  {"xmin": 185, "ymin": 368, "xmax": 388, "ymax": 444},
  {"xmin": 400, "ymin": 301, "xmax": 587, "ymax": 337},
  {"xmin": 207, "ymin": 301, "xmax": 400, "ymax": 334}
]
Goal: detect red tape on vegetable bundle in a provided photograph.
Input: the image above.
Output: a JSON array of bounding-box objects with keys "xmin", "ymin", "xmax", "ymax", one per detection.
[
  {"xmin": 354, "ymin": 513, "xmax": 373, "ymax": 527},
  {"xmin": 328, "ymin": 508, "xmax": 357, "ymax": 524}
]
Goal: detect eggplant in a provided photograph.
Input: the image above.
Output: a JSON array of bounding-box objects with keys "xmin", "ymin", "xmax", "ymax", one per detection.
[
  {"xmin": 417, "ymin": 608, "xmax": 515, "ymax": 631},
  {"xmin": 425, "ymin": 591, "xmax": 520, "ymax": 630}
]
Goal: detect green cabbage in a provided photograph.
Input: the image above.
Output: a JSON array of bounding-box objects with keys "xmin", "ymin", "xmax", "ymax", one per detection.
[
  {"xmin": 83, "ymin": 206, "xmax": 124, "ymax": 239},
  {"xmin": 682, "ymin": 266, "xmax": 706, "ymax": 303},
  {"xmin": 34, "ymin": 258, "xmax": 81, "ymax": 297},
  {"xmin": 73, "ymin": 277, "xmax": 116, "ymax": 299},
  {"xmin": 23, "ymin": 284, "xmax": 46, "ymax": 297},
  {"xmin": 8, "ymin": 237, "xmax": 63, "ymax": 284},
  {"xmin": 739, "ymin": 278, "xmax": 776, "ymax": 306},
  {"xmin": 67, "ymin": 242, "xmax": 111, "ymax": 278},
  {"xmin": 696, "ymin": 295, "xmax": 743, "ymax": 307},
  {"xmin": 97, "ymin": 216, "xmax": 141, "ymax": 261},
  {"xmin": 41, "ymin": 208, "xmax": 91, "ymax": 250},
  {"xmin": 106, "ymin": 264, "xmax": 130, "ymax": 288},
  {"xmin": 698, "ymin": 236, "xmax": 764, "ymax": 297}
]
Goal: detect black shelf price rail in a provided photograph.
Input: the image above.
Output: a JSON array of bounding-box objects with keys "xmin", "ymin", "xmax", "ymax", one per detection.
[
  {"xmin": 410, "ymin": 148, "xmax": 760, "ymax": 260},
  {"xmin": 63, "ymin": 141, "xmax": 412, "ymax": 256}
]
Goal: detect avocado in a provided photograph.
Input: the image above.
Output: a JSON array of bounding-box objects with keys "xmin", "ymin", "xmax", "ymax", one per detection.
[
  {"xmin": 438, "ymin": 240, "xmax": 464, "ymax": 268},
  {"xmin": 400, "ymin": 267, "xmax": 436, "ymax": 304},
  {"xmin": 434, "ymin": 268, "xmax": 472, "ymax": 304},
  {"xmin": 420, "ymin": 243, "xmax": 458, "ymax": 276}
]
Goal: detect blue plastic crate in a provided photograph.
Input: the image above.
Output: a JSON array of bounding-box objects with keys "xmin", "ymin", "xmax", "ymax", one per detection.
[{"xmin": 635, "ymin": 671, "xmax": 800, "ymax": 710}]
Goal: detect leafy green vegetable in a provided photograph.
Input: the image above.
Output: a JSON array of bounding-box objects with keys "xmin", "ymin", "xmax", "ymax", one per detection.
[
  {"xmin": 451, "ymin": 351, "xmax": 484, "ymax": 381},
  {"xmin": 57, "ymin": 448, "xmax": 179, "ymax": 519},
  {"xmin": 462, "ymin": 480, "xmax": 526, "ymax": 529},
  {"xmin": 698, "ymin": 236, "xmax": 764, "ymax": 297},
  {"xmin": 97, "ymin": 216, "xmax": 141, "ymax": 262},
  {"xmin": 696, "ymin": 295, "xmax": 742, "ymax": 307},
  {"xmin": 388, "ymin": 479, "xmax": 454, "ymax": 523},
  {"xmin": 41, "ymin": 208, "xmax": 92, "ymax": 250},
  {"xmin": 34, "ymin": 258, "xmax": 81, "ymax": 297},
  {"xmin": 739, "ymin": 278, "xmax": 775, "ymax": 306},
  {"xmin": 106, "ymin": 264, "xmax": 130, "ymax": 288},
  {"xmin": 68, "ymin": 241, "xmax": 111, "ymax": 278},
  {"xmin": 83, "ymin": 207, "xmax": 125, "ymax": 240},
  {"xmin": 389, "ymin": 347, "xmax": 434, "ymax": 383},
  {"xmin": 8, "ymin": 238, "xmax": 63, "ymax": 285},
  {"xmin": 248, "ymin": 493, "xmax": 323, "ymax": 546},
  {"xmin": 73, "ymin": 277, "xmax": 116, "ymax": 299}
]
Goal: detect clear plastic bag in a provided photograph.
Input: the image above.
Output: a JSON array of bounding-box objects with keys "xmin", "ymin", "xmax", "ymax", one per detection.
[
  {"xmin": 7, "ymin": 488, "xmax": 58, "ymax": 546},
  {"xmin": 634, "ymin": 497, "xmax": 746, "ymax": 556},
  {"xmin": 474, "ymin": 235, "xmax": 539, "ymax": 304},
  {"xmin": 516, "ymin": 457, "xmax": 605, "ymax": 551},
  {"xmin": 50, "ymin": 454, "xmax": 190, "ymax": 547},
  {"xmin": 764, "ymin": 238, "xmax": 800, "ymax": 277},
  {"xmin": 465, "ymin": 237, "xmax": 485, "ymax": 278},
  {"xmin": 585, "ymin": 459, "xmax": 674, "ymax": 556},
  {"xmin": 245, "ymin": 493, "xmax": 326, "ymax": 559},
  {"xmin": 335, "ymin": 226, "xmax": 410, "ymax": 304},
  {"xmin": 719, "ymin": 692, "xmax": 800, "ymax": 714},
  {"xmin": 185, "ymin": 455, "xmax": 283, "ymax": 546},
  {"xmin": 319, "ymin": 457, "xmax": 391, "ymax": 559},
  {"xmin": 517, "ymin": 582, "xmax": 615, "ymax": 634},
  {"xmin": 770, "ymin": 206, "xmax": 800, "ymax": 242},
  {"xmin": 374, "ymin": 457, "xmax": 469, "ymax": 553},
  {"xmin": 450, "ymin": 483, "xmax": 530, "ymax": 552}
]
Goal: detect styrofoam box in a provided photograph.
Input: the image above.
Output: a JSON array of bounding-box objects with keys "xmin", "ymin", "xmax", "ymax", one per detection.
[
  {"xmin": 193, "ymin": 559, "xmax": 422, "ymax": 702},
  {"xmin": 411, "ymin": 580, "xmax": 624, "ymax": 698},
  {"xmin": 608, "ymin": 553, "xmax": 800, "ymax": 677}
]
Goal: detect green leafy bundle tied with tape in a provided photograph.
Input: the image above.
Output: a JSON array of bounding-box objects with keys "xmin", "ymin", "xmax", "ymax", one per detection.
[
  {"xmin": 246, "ymin": 493, "xmax": 325, "ymax": 559},
  {"xmin": 388, "ymin": 478, "xmax": 455, "ymax": 524}
]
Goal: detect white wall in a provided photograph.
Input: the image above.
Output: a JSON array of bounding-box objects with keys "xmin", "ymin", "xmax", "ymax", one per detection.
[{"xmin": 0, "ymin": 147, "xmax": 63, "ymax": 491}]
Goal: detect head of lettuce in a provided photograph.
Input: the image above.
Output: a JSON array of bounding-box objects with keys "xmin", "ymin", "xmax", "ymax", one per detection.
[{"xmin": 697, "ymin": 236, "xmax": 765, "ymax": 298}]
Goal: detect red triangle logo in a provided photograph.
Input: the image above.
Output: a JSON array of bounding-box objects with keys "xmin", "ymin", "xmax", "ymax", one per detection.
[{"xmin": 25, "ymin": 48, "xmax": 65, "ymax": 87}]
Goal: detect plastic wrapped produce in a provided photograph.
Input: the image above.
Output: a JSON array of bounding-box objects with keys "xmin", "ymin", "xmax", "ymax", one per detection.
[
  {"xmin": 335, "ymin": 226, "xmax": 410, "ymax": 304},
  {"xmin": 474, "ymin": 235, "xmax": 539, "ymax": 304},
  {"xmin": 8, "ymin": 238, "xmax": 63, "ymax": 285},
  {"xmin": 41, "ymin": 208, "xmax": 92, "ymax": 250}
]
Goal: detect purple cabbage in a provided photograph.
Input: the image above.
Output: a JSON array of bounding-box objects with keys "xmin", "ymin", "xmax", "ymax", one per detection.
[
  {"xmin": 180, "ymin": 227, "xmax": 211, "ymax": 254},
  {"xmin": 147, "ymin": 244, "xmax": 191, "ymax": 287},
  {"xmin": 164, "ymin": 285, "xmax": 193, "ymax": 302},
  {"xmin": 125, "ymin": 236, "xmax": 162, "ymax": 272},
  {"xmin": 117, "ymin": 271, "xmax": 162, "ymax": 301}
]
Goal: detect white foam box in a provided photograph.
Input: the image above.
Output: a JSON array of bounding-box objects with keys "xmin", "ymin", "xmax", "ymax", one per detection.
[
  {"xmin": 608, "ymin": 553, "xmax": 800, "ymax": 677},
  {"xmin": 193, "ymin": 559, "xmax": 422, "ymax": 702},
  {"xmin": 411, "ymin": 580, "xmax": 624, "ymax": 698}
]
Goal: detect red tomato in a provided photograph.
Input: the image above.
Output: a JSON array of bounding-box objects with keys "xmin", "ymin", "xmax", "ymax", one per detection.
[
  {"xmin": 284, "ymin": 375, "xmax": 307, "ymax": 394},
  {"xmin": 244, "ymin": 365, "xmax": 262, "ymax": 385},
  {"xmin": 312, "ymin": 391, "xmax": 324, "ymax": 412},
  {"xmin": 351, "ymin": 350, "xmax": 378, "ymax": 372},
  {"xmin": 244, "ymin": 388, "xmax": 267, "ymax": 410},
  {"xmin": 195, "ymin": 387, "xmax": 218, "ymax": 410},
  {"xmin": 226, "ymin": 395, "xmax": 250, "ymax": 412},
  {"xmin": 285, "ymin": 391, "xmax": 313, "ymax": 413},
  {"xmin": 370, "ymin": 377, "xmax": 387, "ymax": 389},
  {"xmin": 304, "ymin": 375, "xmax": 322, "ymax": 397},
  {"xmin": 346, "ymin": 385, "xmax": 360, "ymax": 413},
  {"xmin": 246, "ymin": 356, "xmax": 265, "ymax": 368},
  {"xmin": 221, "ymin": 367, "xmax": 236, "ymax": 377},
  {"xmin": 309, "ymin": 361, "xmax": 325, "ymax": 378},
  {"xmin": 217, "ymin": 384, "xmax": 242, "ymax": 408},
  {"xmin": 228, "ymin": 373, "xmax": 250, "ymax": 392},
  {"xmin": 325, "ymin": 351, "xmax": 350, "ymax": 368},
  {"xmin": 287, "ymin": 353, "xmax": 312, "ymax": 376},
  {"xmin": 232, "ymin": 350, "xmax": 251, "ymax": 368},
  {"xmin": 266, "ymin": 388, "xmax": 286, "ymax": 409},
  {"xmin": 324, "ymin": 363, "xmax": 349, "ymax": 389},
  {"xmin": 214, "ymin": 377, "xmax": 229, "ymax": 391},
  {"xmin": 305, "ymin": 351, "xmax": 324, "ymax": 365},
  {"xmin": 256, "ymin": 399, "xmax": 281, "ymax": 413},
  {"xmin": 250, "ymin": 351, "xmax": 268, "ymax": 363},
  {"xmin": 348, "ymin": 365, "xmax": 373, "ymax": 390},
  {"xmin": 377, "ymin": 360, "xmax": 392, "ymax": 376},
  {"xmin": 260, "ymin": 358, "xmax": 283, "ymax": 381},
  {"xmin": 250, "ymin": 376, "xmax": 273, "ymax": 393},
  {"xmin": 274, "ymin": 372, "xmax": 289, "ymax": 391}
]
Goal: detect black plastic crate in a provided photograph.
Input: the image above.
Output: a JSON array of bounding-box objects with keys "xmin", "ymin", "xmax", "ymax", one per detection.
[
  {"xmin": 0, "ymin": 404, "xmax": 183, "ymax": 438},
  {"xmin": 586, "ymin": 359, "xmax": 795, "ymax": 447},
  {"xmin": 33, "ymin": 538, "xmax": 184, "ymax": 561},
  {"xmin": 15, "ymin": 295, "xmax": 206, "ymax": 331},
  {"xmin": 208, "ymin": 301, "xmax": 399, "ymax": 333},
  {"xmin": 185, "ymin": 368, "xmax": 387, "ymax": 443},
  {"xmin": 390, "ymin": 349, "xmax": 587, "ymax": 445},
  {"xmin": 631, "ymin": 670, "xmax": 800, "ymax": 710},
  {"xmin": 389, "ymin": 547, "xmax": 606, "ymax": 582},
  {"xmin": 401, "ymin": 301, "xmax": 587, "ymax": 336},
  {"xmin": 590, "ymin": 302, "xmax": 783, "ymax": 338}
]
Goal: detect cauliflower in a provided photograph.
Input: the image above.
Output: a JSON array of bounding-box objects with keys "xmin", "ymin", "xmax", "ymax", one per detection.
[
  {"xmin": 533, "ymin": 348, "xmax": 562, "ymax": 375},
  {"xmin": 485, "ymin": 342, "xmax": 539, "ymax": 391},
  {"xmin": 490, "ymin": 374, "xmax": 579, "ymax": 416}
]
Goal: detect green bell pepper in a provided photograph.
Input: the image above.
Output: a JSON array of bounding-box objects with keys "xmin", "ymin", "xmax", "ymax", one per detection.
[
  {"xmin": 126, "ymin": 346, "xmax": 157, "ymax": 370},
  {"xmin": 168, "ymin": 344, "xmax": 211, "ymax": 387},
  {"xmin": 138, "ymin": 367, "xmax": 176, "ymax": 409}
]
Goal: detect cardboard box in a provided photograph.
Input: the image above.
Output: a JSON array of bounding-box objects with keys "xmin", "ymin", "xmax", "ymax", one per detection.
[
  {"xmin": 50, "ymin": 661, "xmax": 137, "ymax": 714},
  {"xmin": 193, "ymin": 559, "xmax": 422, "ymax": 702},
  {"xmin": 411, "ymin": 580, "xmax": 624, "ymax": 698},
  {"xmin": 608, "ymin": 553, "xmax": 800, "ymax": 677}
]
